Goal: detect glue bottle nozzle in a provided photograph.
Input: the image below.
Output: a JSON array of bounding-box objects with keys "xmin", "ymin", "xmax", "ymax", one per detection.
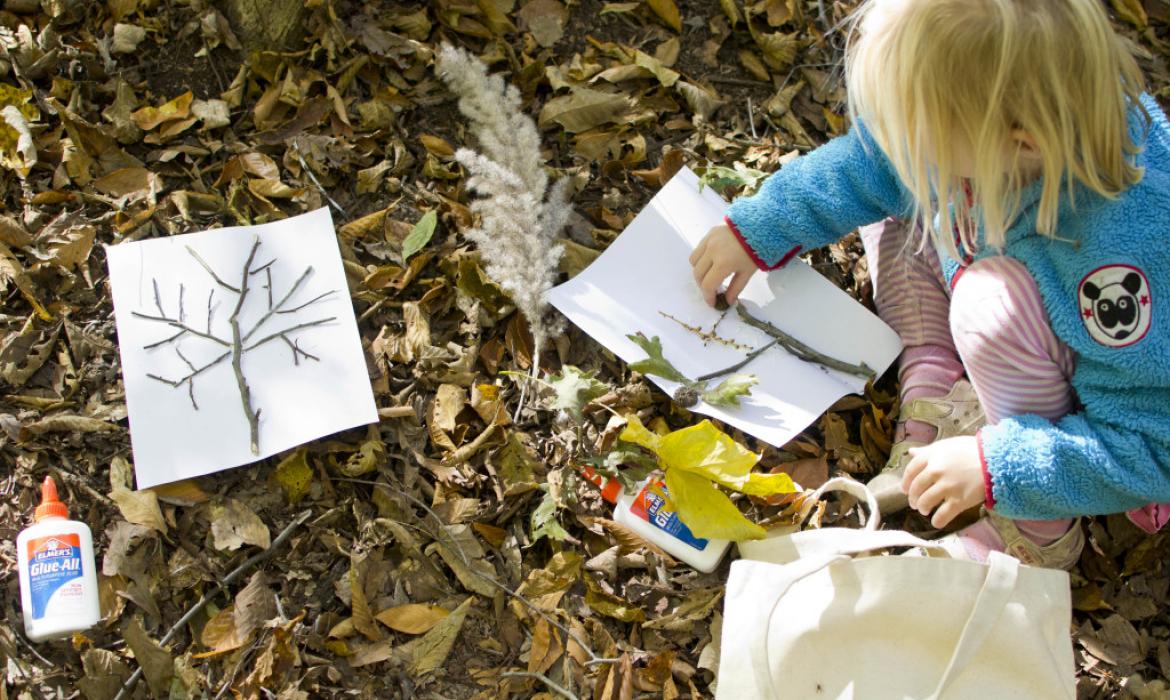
[{"xmin": 35, "ymin": 476, "xmax": 69, "ymax": 522}]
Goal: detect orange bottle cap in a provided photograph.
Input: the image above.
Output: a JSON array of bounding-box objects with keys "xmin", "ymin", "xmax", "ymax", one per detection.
[
  {"xmin": 581, "ymin": 466, "xmax": 622, "ymax": 504},
  {"xmin": 35, "ymin": 476, "xmax": 69, "ymax": 521}
]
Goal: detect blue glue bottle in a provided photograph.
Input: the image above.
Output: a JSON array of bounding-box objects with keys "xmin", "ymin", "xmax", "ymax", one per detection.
[
  {"xmin": 16, "ymin": 476, "xmax": 101, "ymax": 642},
  {"xmin": 583, "ymin": 467, "xmax": 730, "ymax": 573}
]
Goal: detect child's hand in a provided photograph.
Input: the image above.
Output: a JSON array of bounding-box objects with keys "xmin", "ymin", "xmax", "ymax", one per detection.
[
  {"xmin": 901, "ymin": 436, "xmax": 985, "ymax": 529},
  {"xmin": 689, "ymin": 224, "xmax": 758, "ymax": 307}
]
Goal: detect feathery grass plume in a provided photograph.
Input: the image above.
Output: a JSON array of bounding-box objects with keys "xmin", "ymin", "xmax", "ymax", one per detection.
[{"xmin": 436, "ymin": 44, "xmax": 569, "ymax": 414}]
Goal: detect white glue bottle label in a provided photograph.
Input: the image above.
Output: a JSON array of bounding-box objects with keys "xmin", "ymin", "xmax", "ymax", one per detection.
[
  {"xmin": 583, "ymin": 467, "xmax": 730, "ymax": 573},
  {"xmin": 16, "ymin": 476, "xmax": 101, "ymax": 642}
]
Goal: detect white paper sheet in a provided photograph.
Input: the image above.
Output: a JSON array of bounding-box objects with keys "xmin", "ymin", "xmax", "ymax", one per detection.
[
  {"xmin": 547, "ymin": 167, "xmax": 902, "ymax": 447},
  {"xmin": 107, "ymin": 207, "xmax": 377, "ymax": 488}
]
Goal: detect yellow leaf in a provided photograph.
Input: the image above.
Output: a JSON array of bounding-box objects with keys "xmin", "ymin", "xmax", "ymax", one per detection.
[
  {"xmin": 619, "ymin": 414, "xmax": 661, "ymax": 452},
  {"xmin": 623, "ymin": 416, "xmax": 788, "ymax": 495},
  {"xmin": 274, "ymin": 448, "xmax": 313, "ymax": 504},
  {"xmin": 375, "ymin": 603, "xmax": 450, "ymax": 634},
  {"xmin": 665, "ymin": 469, "xmax": 765, "ymax": 540},
  {"xmin": 131, "ymin": 91, "xmax": 193, "ymax": 130},
  {"xmin": 645, "ymin": 0, "xmax": 682, "ymax": 31}
]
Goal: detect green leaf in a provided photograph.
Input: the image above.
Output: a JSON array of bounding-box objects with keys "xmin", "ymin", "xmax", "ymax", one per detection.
[
  {"xmin": 547, "ymin": 365, "xmax": 609, "ymax": 421},
  {"xmin": 583, "ymin": 444, "xmax": 657, "ymax": 492},
  {"xmin": 402, "ymin": 210, "xmax": 437, "ymax": 261},
  {"xmin": 530, "ymin": 486, "xmax": 571, "ymax": 543},
  {"xmin": 697, "ymin": 165, "xmax": 769, "ymax": 197},
  {"xmin": 701, "ymin": 373, "xmax": 758, "ymax": 407},
  {"xmin": 627, "ymin": 332, "xmax": 689, "ymax": 384},
  {"xmin": 665, "ymin": 468, "xmax": 766, "ymax": 540}
]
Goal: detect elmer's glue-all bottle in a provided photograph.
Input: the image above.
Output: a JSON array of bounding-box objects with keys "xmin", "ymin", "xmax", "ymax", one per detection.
[
  {"xmin": 582, "ymin": 467, "xmax": 729, "ymax": 573},
  {"xmin": 16, "ymin": 476, "xmax": 100, "ymax": 642}
]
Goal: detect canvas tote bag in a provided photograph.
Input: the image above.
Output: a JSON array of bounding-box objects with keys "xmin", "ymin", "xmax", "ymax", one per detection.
[{"xmin": 716, "ymin": 478, "xmax": 1076, "ymax": 700}]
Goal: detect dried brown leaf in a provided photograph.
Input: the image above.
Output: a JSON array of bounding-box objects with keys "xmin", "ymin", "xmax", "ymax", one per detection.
[
  {"xmin": 0, "ymin": 214, "xmax": 31, "ymax": 248},
  {"xmin": 149, "ymin": 480, "xmax": 209, "ymax": 506},
  {"xmin": 584, "ymin": 574, "xmax": 646, "ymax": 622},
  {"xmin": 209, "ymin": 498, "xmax": 271, "ymax": 551},
  {"xmin": 110, "ymin": 487, "xmax": 168, "ymax": 534},
  {"xmin": 122, "ymin": 617, "xmax": 174, "ymax": 697},
  {"xmin": 538, "ymin": 88, "xmax": 630, "ymax": 133},
  {"xmin": 528, "ymin": 616, "xmax": 564, "ymax": 675},
  {"xmin": 22, "ymin": 413, "xmax": 119, "ymax": 437},
  {"xmin": 409, "ymin": 596, "xmax": 476, "ymax": 675},
  {"xmin": 375, "ymin": 603, "xmax": 451, "ymax": 634},
  {"xmin": 518, "ymin": 0, "xmax": 568, "ymax": 47}
]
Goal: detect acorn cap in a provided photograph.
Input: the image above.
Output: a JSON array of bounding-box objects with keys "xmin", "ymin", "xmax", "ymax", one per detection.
[{"xmin": 35, "ymin": 476, "xmax": 68, "ymax": 521}]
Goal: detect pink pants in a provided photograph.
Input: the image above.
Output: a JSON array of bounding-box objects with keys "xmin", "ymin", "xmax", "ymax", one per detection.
[{"xmin": 860, "ymin": 219, "xmax": 1168, "ymax": 532}]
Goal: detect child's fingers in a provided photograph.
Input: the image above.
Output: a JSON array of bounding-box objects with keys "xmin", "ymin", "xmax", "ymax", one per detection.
[
  {"xmin": 689, "ymin": 237, "xmax": 708, "ymax": 266},
  {"xmin": 913, "ymin": 481, "xmax": 947, "ymax": 517},
  {"xmin": 692, "ymin": 255, "xmax": 713, "ymax": 288},
  {"xmin": 901, "ymin": 449, "xmax": 926, "ymax": 495},
  {"xmin": 700, "ymin": 266, "xmax": 726, "ymax": 307},
  {"xmin": 930, "ymin": 500, "xmax": 962, "ymax": 529},
  {"xmin": 724, "ymin": 271, "xmax": 751, "ymax": 305}
]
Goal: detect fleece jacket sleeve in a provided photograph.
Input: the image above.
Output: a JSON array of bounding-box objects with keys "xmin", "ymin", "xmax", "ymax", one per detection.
[
  {"xmin": 724, "ymin": 122, "xmax": 913, "ymax": 267},
  {"xmin": 980, "ymin": 412, "xmax": 1170, "ymax": 519}
]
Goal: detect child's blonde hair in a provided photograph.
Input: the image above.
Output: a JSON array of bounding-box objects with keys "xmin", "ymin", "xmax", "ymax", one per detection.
[{"xmin": 845, "ymin": 0, "xmax": 1146, "ymax": 258}]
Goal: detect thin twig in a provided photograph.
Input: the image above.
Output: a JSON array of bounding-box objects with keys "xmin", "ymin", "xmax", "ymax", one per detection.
[
  {"xmin": 146, "ymin": 349, "xmax": 231, "ymax": 386},
  {"xmin": 499, "ymin": 672, "xmax": 578, "ymax": 700},
  {"xmin": 206, "ymin": 289, "xmax": 215, "ymax": 332},
  {"xmin": 292, "ymin": 142, "xmax": 349, "ymax": 218},
  {"xmin": 178, "ymin": 283, "xmax": 186, "ymax": 323},
  {"xmin": 152, "ymin": 278, "xmax": 165, "ymax": 317},
  {"xmin": 131, "ymin": 312, "xmax": 231, "ymax": 346},
  {"xmin": 241, "ymin": 266, "xmax": 314, "ymax": 342},
  {"xmin": 695, "ymin": 337, "xmax": 780, "ymax": 382},
  {"xmin": 230, "ymin": 238, "xmax": 263, "ymax": 454},
  {"xmin": 707, "ymin": 75, "xmax": 772, "ymax": 88},
  {"xmin": 243, "ymin": 318, "xmax": 335, "ymax": 352},
  {"xmin": 265, "ymin": 267, "xmax": 273, "ymax": 309},
  {"xmin": 280, "ymin": 335, "xmax": 320, "ymax": 365},
  {"xmin": 186, "ymin": 246, "xmax": 241, "ymax": 292},
  {"xmin": 176, "ymin": 347, "xmax": 199, "ymax": 410},
  {"xmin": 735, "ymin": 302, "xmax": 874, "ymax": 379},
  {"xmin": 275, "ymin": 289, "xmax": 337, "ymax": 314},
  {"xmin": 143, "ymin": 328, "xmax": 185, "ymax": 350},
  {"xmin": 111, "ymin": 510, "xmax": 312, "ymax": 700}
]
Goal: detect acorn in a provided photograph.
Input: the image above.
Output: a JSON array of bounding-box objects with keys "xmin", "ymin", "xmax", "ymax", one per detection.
[
  {"xmin": 672, "ymin": 385, "xmax": 700, "ymax": 408},
  {"xmin": 714, "ymin": 292, "xmax": 730, "ymax": 311}
]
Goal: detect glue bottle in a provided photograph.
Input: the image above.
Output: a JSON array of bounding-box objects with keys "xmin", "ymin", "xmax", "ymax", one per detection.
[
  {"xmin": 16, "ymin": 476, "xmax": 100, "ymax": 642},
  {"xmin": 582, "ymin": 467, "xmax": 730, "ymax": 573}
]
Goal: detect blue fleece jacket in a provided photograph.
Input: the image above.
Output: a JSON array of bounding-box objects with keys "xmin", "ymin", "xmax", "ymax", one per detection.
[{"xmin": 725, "ymin": 95, "xmax": 1170, "ymax": 520}]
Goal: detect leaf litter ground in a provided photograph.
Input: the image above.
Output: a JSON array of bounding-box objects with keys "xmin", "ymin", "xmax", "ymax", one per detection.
[{"xmin": 1, "ymin": 1, "xmax": 1170, "ymax": 698}]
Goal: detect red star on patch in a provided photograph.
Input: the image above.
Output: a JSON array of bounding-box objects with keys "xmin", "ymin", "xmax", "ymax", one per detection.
[
  {"xmin": 1141, "ymin": 295, "xmax": 1150, "ymax": 306},
  {"xmin": 1083, "ymin": 307, "xmax": 1093, "ymax": 319}
]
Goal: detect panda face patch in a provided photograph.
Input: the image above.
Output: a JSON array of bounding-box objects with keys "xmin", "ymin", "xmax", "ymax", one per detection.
[{"xmin": 1078, "ymin": 264, "xmax": 1151, "ymax": 347}]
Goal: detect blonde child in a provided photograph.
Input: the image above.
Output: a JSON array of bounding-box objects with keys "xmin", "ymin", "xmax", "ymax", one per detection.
[{"xmin": 690, "ymin": 0, "xmax": 1170, "ymax": 569}]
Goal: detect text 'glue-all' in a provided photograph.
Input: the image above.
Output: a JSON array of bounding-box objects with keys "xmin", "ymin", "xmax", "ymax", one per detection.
[
  {"xmin": 582, "ymin": 467, "xmax": 729, "ymax": 573},
  {"xmin": 16, "ymin": 476, "xmax": 100, "ymax": 642}
]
